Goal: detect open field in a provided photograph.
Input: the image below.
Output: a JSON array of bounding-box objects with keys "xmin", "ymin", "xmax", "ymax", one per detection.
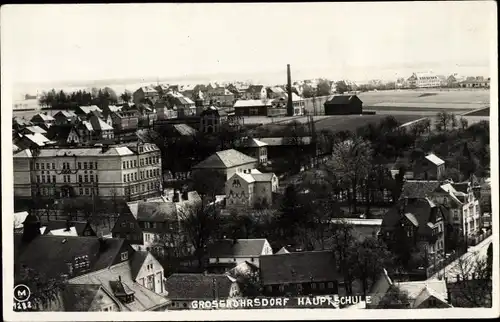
[{"xmin": 358, "ymin": 89, "xmax": 490, "ymax": 106}]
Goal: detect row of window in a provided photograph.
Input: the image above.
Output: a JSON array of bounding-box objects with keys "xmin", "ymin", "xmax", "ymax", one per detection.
[
  {"xmin": 125, "ymin": 181, "xmax": 160, "ymax": 195},
  {"xmin": 36, "ymin": 175, "xmax": 56, "ymax": 183},
  {"xmin": 120, "ymin": 221, "xmax": 173, "ymax": 230},
  {"xmin": 34, "ymin": 161, "xmax": 99, "ymax": 171},
  {"xmin": 78, "ymin": 187, "xmax": 99, "ymax": 196},
  {"xmin": 123, "ymin": 169, "xmax": 161, "ymax": 182},
  {"xmin": 267, "ymin": 282, "xmax": 335, "ymax": 293},
  {"xmin": 122, "ymin": 155, "xmax": 160, "ymax": 169},
  {"xmin": 79, "ymin": 174, "xmax": 99, "ymax": 183}
]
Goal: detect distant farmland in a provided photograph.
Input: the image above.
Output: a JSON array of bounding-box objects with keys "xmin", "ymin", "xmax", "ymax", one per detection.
[{"xmin": 250, "ymin": 114, "xmax": 426, "ymax": 136}]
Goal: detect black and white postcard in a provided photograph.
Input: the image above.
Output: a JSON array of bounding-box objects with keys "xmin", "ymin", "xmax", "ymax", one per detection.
[{"xmin": 2, "ymin": 2, "xmax": 498, "ymax": 320}]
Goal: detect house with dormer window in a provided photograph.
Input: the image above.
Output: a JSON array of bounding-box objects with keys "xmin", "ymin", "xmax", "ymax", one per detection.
[{"xmin": 381, "ymin": 197, "xmax": 447, "ymax": 268}]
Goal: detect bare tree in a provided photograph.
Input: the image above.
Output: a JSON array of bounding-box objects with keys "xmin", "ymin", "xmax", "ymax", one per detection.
[
  {"xmin": 460, "ymin": 117, "xmax": 469, "ymax": 130},
  {"xmin": 436, "ymin": 111, "xmax": 453, "ymax": 131},
  {"xmin": 328, "ymin": 136, "xmax": 373, "ymax": 214},
  {"xmin": 447, "ymin": 250, "xmax": 492, "ymax": 307},
  {"xmin": 178, "ymin": 203, "xmax": 219, "ymax": 269},
  {"xmin": 15, "ymin": 266, "xmax": 66, "ymax": 311}
]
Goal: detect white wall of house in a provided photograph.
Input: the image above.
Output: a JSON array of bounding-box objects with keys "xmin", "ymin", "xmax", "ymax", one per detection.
[{"xmin": 135, "ymin": 253, "xmax": 165, "ymax": 295}]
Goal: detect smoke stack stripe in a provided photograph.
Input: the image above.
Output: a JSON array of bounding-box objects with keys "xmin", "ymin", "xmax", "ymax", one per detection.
[{"xmin": 287, "ymin": 64, "xmax": 293, "ymax": 116}]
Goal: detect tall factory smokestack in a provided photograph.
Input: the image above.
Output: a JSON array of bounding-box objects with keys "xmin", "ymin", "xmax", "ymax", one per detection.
[{"xmin": 286, "ymin": 64, "xmax": 294, "ymax": 116}]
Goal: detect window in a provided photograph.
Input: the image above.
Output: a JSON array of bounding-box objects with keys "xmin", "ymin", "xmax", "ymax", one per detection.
[
  {"xmin": 123, "ymin": 161, "xmax": 126, "ymax": 169},
  {"xmin": 85, "ymin": 188, "xmax": 89, "ymax": 195},
  {"xmin": 84, "ymin": 175, "xmax": 88, "ymax": 182},
  {"xmin": 47, "ymin": 175, "xmax": 51, "ymax": 183},
  {"xmin": 319, "ymin": 283, "xmax": 325, "ymax": 290},
  {"xmin": 327, "ymin": 282, "xmax": 334, "ymax": 289},
  {"xmin": 35, "ymin": 163, "xmax": 39, "ymax": 170},
  {"xmin": 129, "ymin": 223, "xmax": 134, "ymax": 228},
  {"xmin": 41, "ymin": 175, "xmax": 45, "ymax": 183},
  {"xmin": 120, "ymin": 252, "xmax": 128, "ymax": 261},
  {"xmin": 52, "ymin": 163, "xmax": 55, "ymax": 169},
  {"xmin": 83, "ymin": 162, "xmax": 87, "ymax": 169},
  {"xmin": 52, "ymin": 175, "xmax": 56, "ymax": 183},
  {"xmin": 311, "ymin": 283, "xmax": 317, "ymax": 289},
  {"xmin": 278, "ymin": 285, "xmax": 285, "ymax": 292},
  {"xmin": 95, "ymin": 162, "xmax": 98, "ymax": 169},
  {"xmin": 41, "ymin": 163, "xmax": 45, "ymax": 170},
  {"xmin": 123, "ymin": 174, "xmax": 127, "ymax": 182},
  {"xmin": 127, "ymin": 174, "xmax": 130, "ymax": 182},
  {"xmin": 89, "ymin": 162, "xmax": 93, "ymax": 169},
  {"xmin": 79, "ymin": 188, "xmax": 83, "ymax": 195},
  {"xmin": 78, "ymin": 162, "xmax": 82, "ymax": 169},
  {"xmin": 134, "ymin": 160, "xmax": 137, "ymax": 167},
  {"xmin": 134, "ymin": 173, "xmax": 137, "ymax": 181},
  {"xmin": 90, "ymin": 175, "xmax": 94, "ymax": 182}
]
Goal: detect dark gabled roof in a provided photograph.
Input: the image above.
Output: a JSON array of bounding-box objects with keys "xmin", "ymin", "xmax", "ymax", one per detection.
[
  {"xmin": 207, "ymin": 239, "xmax": 268, "ymax": 258},
  {"xmin": 129, "ymin": 251, "xmax": 149, "ymax": 280},
  {"xmin": 259, "ymin": 251, "xmax": 339, "ymax": 285},
  {"xmin": 42, "ymin": 220, "xmax": 91, "ymax": 236},
  {"xmin": 15, "ymin": 235, "xmax": 126, "ymax": 279},
  {"xmin": 382, "ymin": 198, "xmax": 443, "ymax": 235},
  {"xmin": 192, "ymin": 149, "xmax": 257, "ymax": 169},
  {"xmin": 60, "ymin": 284, "xmax": 102, "ymax": 311},
  {"xmin": 165, "ymin": 274, "xmax": 235, "ymax": 300},
  {"xmin": 246, "ymin": 85, "xmax": 264, "ymax": 93},
  {"xmin": 135, "ymin": 201, "xmax": 177, "ymax": 222},
  {"xmin": 452, "ymin": 182, "xmax": 469, "ymax": 194},
  {"xmin": 54, "ymin": 110, "xmax": 77, "ymax": 119},
  {"xmin": 69, "ymin": 260, "xmax": 168, "ymax": 311},
  {"xmin": 401, "ymin": 180, "xmax": 441, "ymax": 198},
  {"xmin": 45, "ymin": 125, "xmax": 79, "ymax": 143},
  {"xmin": 325, "ymin": 95, "xmax": 362, "ymax": 105}
]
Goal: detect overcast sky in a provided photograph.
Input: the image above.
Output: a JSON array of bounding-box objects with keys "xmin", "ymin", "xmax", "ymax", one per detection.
[{"xmin": 2, "ymin": 2, "xmax": 496, "ymax": 87}]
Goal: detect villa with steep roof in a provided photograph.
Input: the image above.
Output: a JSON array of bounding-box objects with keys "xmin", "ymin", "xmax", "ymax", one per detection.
[
  {"xmin": 381, "ymin": 197, "xmax": 446, "ymax": 268},
  {"xmin": 192, "ymin": 149, "xmax": 258, "ymax": 182},
  {"xmin": 225, "ymin": 170, "xmax": 278, "ymax": 208},
  {"xmin": 112, "ymin": 190, "xmax": 202, "ymax": 253}
]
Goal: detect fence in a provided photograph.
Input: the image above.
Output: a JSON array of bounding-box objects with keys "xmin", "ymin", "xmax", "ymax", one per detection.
[
  {"xmin": 426, "ymin": 248, "xmax": 466, "ymax": 278},
  {"xmin": 468, "ymin": 229, "xmax": 492, "ymax": 246}
]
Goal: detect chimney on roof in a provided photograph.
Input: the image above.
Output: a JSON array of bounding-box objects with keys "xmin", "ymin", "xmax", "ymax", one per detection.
[
  {"xmin": 173, "ymin": 191, "xmax": 180, "ymax": 202},
  {"xmin": 98, "ymin": 237, "xmax": 108, "ymax": 252},
  {"xmin": 286, "ymin": 64, "xmax": 294, "ymax": 117},
  {"xmin": 65, "ymin": 220, "xmax": 72, "ymax": 232}
]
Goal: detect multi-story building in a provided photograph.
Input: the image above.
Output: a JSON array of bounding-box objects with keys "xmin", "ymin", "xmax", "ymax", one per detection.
[
  {"xmin": 271, "ymin": 93, "xmax": 305, "ymax": 116},
  {"xmin": 110, "ymin": 110, "xmax": 139, "ymax": 132},
  {"xmin": 13, "ymin": 142, "xmax": 162, "ymax": 201},
  {"xmin": 242, "ymin": 85, "xmax": 267, "ymax": 100},
  {"xmin": 381, "ymin": 197, "xmax": 446, "ymax": 265},
  {"xmin": 234, "ymin": 138, "xmax": 269, "ymax": 165},
  {"xmin": 225, "ymin": 170, "xmax": 278, "ymax": 209},
  {"xmin": 112, "ymin": 190, "xmax": 202, "ymax": 252},
  {"xmin": 199, "ymin": 106, "xmax": 228, "ymax": 133},
  {"xmin": 53, "ymin": 110, "xmax": 78, "ymax": 125},
  {"xmin": 133, "ymin": 86, "xmax": 160, "ymax": 105},
  {"xmin": 407, "ymin": 72, "xmax": 441, "ymax": 88}
]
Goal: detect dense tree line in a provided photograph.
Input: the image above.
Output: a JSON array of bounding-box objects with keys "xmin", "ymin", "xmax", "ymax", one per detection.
[{"xmin": 38, "ymin": 87, "xmax": 123, "ymax": 110}]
